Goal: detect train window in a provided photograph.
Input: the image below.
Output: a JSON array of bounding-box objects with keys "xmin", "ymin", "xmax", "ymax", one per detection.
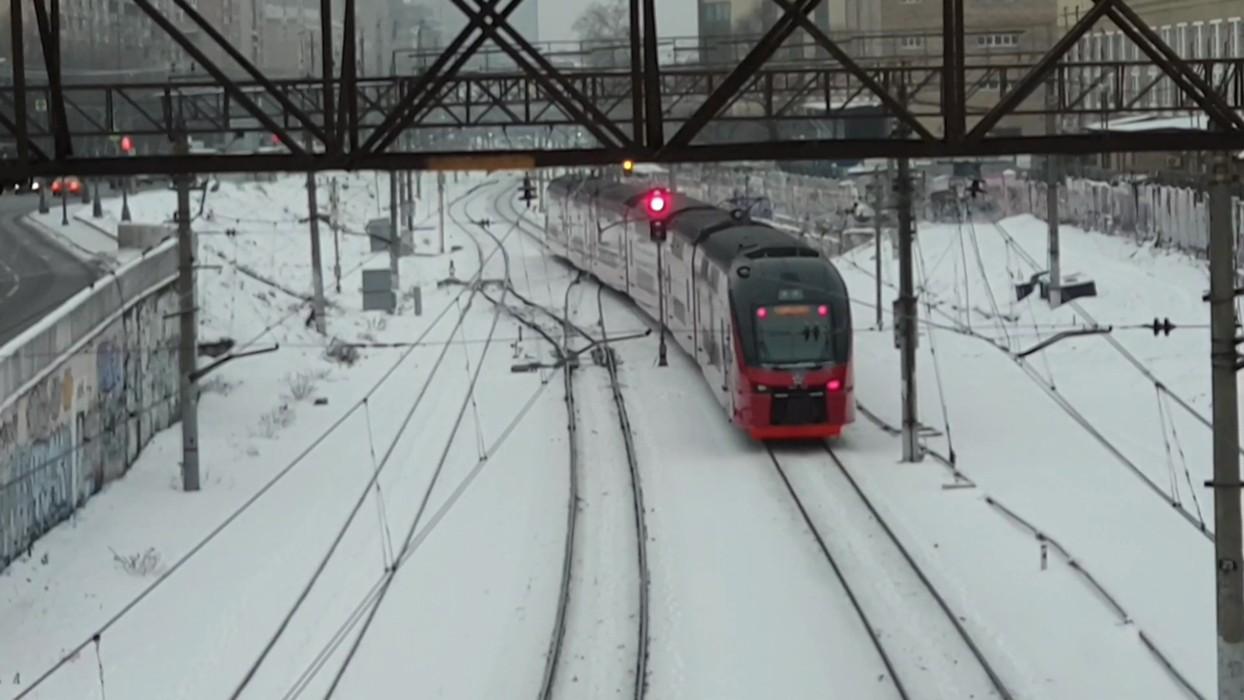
[
  {"xmin": 754, "ymin": 304, "xmax": 835, "ymax": 367},
  {"xmin": 700, "ymin": 258, "xmax": 711, "ymax": 279}
]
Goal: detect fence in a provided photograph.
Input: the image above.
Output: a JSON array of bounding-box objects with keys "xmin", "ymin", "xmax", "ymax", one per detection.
[{"xmin": 675, "ymin": 164, "xmax": 1244, "ymax": 263}]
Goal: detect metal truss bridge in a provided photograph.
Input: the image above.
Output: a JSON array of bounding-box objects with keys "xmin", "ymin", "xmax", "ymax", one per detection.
[{"xmin": 3, "ymin": 0, "xmax": 1244, "ymax": 178}]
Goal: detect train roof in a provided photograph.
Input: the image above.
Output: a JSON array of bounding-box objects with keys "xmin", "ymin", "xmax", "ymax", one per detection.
[{"xmin": 548, "ymin": 174, "xmax": 818, "ymax": 268}]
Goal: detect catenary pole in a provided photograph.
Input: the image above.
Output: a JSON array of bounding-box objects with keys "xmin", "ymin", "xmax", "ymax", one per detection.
[
  {"xmin": 1045, "ymin": 78, "xmax": 1062, "ymax": 306},
  {"xmin": 896, "ymin": 152, "xmax": 920, "ymax": 463},
  {"xmin": 175, "ymin": 130, "xmax": 201, "ymax": 492},
  {"xmin": 389, "ymin": 169, "xmax": 400, "ymax": 310},
  {"xmin": 306, "ymin": 150, "xmax": 327, "ymax": 334},
  {"xmin": 1208, "ymin": 149, "xmax": 1244, "ymax": 700}
]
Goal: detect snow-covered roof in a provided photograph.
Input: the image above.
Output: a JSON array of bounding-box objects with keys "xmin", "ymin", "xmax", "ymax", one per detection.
[
  {"xmin": 801, "ymin": 97, "xmax": 882, "ymax": 112},
  {"xmin": 1083, "ymin": 114, "xmax": 1207, "ymax": 132}
]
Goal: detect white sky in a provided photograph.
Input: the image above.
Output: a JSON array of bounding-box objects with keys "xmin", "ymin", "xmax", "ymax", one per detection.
[{"xmin": 535, "ymin": 0, "xmax": 698, "ymax": 43}]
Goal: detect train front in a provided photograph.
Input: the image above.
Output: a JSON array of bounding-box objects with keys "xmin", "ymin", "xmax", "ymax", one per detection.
[{"xmin": 731, "ymin": 257, "xmax": 854, "ymax": 440}]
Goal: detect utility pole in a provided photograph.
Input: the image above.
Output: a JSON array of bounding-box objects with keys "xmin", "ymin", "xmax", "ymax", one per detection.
[
  {"xmin": 331, "ymin": 177, "xmax": 342, "ymax": 294},
  {"xmin": 305, "ymin": 150, "xmax": 327, "ymax": 335},
  {"xmin": 403, "ymin": 171, "xmax": 414, "ymax": 232},
  {"xmin": 873, "ymin": 166, "xmax": 885, "ymax": 329},
  {"xmin": 389, "ymin": 170, "xmax": 401, "ymax": 308},
  {"xmin": 437, "ymin": 172, "xmax": 446, "ymax": 254},
  {"xmin": 1045, "ymin": 78, "xmax": 1062, "ymax": 306},
  {"xmin": 1208, "ymin": 149, "xmax": 1244, "ymax": 700},
  {"xmin": 896, "ymin": 154, "xmax": 920, "ymax": 463},
  {"xmin": 175, "ymin": 131, "xmax": 201, "ymax": 492},
  {"xmin": 656, "ymin": 240, "xmax": 668, "ymax": 367}
]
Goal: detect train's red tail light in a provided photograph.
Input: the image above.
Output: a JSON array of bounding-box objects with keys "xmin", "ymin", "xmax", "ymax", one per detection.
[
  {"xmin": 756, "ymin": 307, "xmax": 768, "ymax": 319},
  {"xmin": 69, "ymin": 180, "xmax": 81, "ymax": 194},
  {"xmin": 827, "ymin": 379, "xmax": 843, "ymax": 392},
  {"xmin": 818, "ymin": 305, "xmax": 828, "ymax": 317},
  {"xmin": 51, "ymin": 181, "xmax": 62, "ymax": 193}
]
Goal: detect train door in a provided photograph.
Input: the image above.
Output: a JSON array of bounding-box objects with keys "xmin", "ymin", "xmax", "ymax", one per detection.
[
  {"xmin": 707, "ymin": 267, "xmax": 729, "ymax": 410},
  {"xmin": 720, "ymin": 311, "xmax": 735, "ymax": 416},
  {"xmin": 695, "ymin": 257, "xmax": 712, "ymax": 368}
]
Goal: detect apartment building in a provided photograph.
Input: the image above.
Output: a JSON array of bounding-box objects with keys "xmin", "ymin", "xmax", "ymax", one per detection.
[
  {"xmin": 1060, "ymin": 0, "xmax": 1243, "ymax": 172},
  {"xmin": 870, "ymin": 0, "xmax": 1059, "ymax": 136},
  {"xmin": 259, "ymin": 0, "xmax": 343, "ymax": 77},
  {"xmin": 871, "ymin": 0, "xmax": 1057, "ymax": 58},
  {"xmin": 380, "ymin": 0, "xmax": 537, "ymax": 72},
  {"xmin": 697, "ymin": 0, "xmax": 837, "ymax": 64},
  {"xmin": 1, "ymin": 0, "xmax": 256, "ymax": 76}
]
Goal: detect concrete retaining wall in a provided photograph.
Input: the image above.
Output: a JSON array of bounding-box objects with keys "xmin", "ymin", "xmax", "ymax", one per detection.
[{"xmin": 0, "ymin": 238, "xmax": 180, "ymax": 570}]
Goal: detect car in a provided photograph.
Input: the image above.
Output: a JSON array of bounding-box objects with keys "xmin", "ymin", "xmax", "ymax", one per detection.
[{"xmin": 50, "ymin": 176, "xmax": 82, "ymax": 196}]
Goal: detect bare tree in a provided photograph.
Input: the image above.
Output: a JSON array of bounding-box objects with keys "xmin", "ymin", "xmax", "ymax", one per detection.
[{"xmin": 572, "ymin": 0, "xmax": 628, "ymax": 67}]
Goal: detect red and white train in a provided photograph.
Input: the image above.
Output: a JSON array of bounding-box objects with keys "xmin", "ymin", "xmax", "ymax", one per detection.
[{"xmin": 544, "ymin": 173, "xmax": 855, "ymax": 440}]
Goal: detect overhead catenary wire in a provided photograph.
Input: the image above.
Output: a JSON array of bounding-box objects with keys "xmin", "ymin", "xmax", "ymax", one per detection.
[
  {"xmin": 12, "ymin": 196, "xmax": 499, "ymax": 699},
  {"xmin": 318, "ymin": 218, "xmax": 512, "ymax": 699},
  {"xmin": 228, "ymin": 181, "xmax": 514, "ymax": 700}
]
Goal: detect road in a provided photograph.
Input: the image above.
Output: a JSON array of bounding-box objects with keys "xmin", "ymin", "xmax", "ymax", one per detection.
[{"xmin": 0, "ymin": 194, "xmax": 100, "ymax": 347}]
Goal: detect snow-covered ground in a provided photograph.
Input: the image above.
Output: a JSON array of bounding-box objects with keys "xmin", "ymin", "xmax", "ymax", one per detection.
[
  {"xmin": 835, "ymin": 215, "xmax": 1219, "ymax": 697},
  {"xmin": 0, "ymin": 175, "xmax": 1228, "ymax": 699}
]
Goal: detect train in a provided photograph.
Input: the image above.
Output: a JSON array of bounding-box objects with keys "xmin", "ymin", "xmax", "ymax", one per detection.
[{"xmin": 544, "ymin": 173, "xmax": 855, "ymax": 440}]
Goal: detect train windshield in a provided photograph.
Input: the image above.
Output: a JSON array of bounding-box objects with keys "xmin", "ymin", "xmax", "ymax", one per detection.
[{"xmin": 754, "ymin": 303, "xmax": 834, "ymax": 367}]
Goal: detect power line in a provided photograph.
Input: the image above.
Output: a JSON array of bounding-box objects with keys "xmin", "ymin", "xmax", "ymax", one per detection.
[
  {"xmin": 10, "ymin": 277, "xmax": 479, "ymax": 700},
  {"xmin": 230, "ymin": 185, "xmax": 518, "ymax": 698}
]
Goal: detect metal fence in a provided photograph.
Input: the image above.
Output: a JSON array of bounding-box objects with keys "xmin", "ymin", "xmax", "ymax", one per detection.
[{"xmin": 675, "ymin": 164, "xmax": 1244, "ymax": 265}]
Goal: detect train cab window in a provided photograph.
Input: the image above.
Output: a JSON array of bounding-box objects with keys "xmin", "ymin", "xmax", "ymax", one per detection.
[{"xmin": 753, "ymin": 303, "xmax": 834, "ymax": 367}]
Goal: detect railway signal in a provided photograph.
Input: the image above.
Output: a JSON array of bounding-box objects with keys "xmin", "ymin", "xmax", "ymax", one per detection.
[
  {"xmin": 645, "ymin": 187, "xmax": 670, "ymax": 242},
  {"xmin": 120, "ymin": 136, "xmax": 134, "ymax": 153},
  {"xmin": 622, "ymin": 160, "xmax": 635, "ymax": 176},
  {"xmin": 519, "ymin": 175, "xmax": 536, "ymax": 207}
]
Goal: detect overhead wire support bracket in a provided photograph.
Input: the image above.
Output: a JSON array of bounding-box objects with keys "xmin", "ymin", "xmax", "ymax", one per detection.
[
  {"xmin": 189, "ymin": 344, "xmax": 281, "ymax": 382},
  {"xmin": 1014, "ymin": 327, "xmax": 1113, "ymax": 359}
]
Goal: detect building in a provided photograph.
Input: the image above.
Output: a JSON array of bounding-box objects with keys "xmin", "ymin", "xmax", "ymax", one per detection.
[
  {"xmin": 2, "ymin": 0, "xmax": 257, "ymax": 77},
  {"xmin": 387, "ymin": 0, "xmax": 538, "ymax": 72},
  {"xmin": 697, "ymin": 0, "xmax": 835, "ymax": 64},
  {"xmin": 866, "ymin": 0, "xmax": 1059, "ymax": 137},
  {"xmin": 1061, "ymin": 0, "xmax": 1244, "ymax": 173},
  {"xmin": 258, "ymin": 0, "xmax": 345, "ymax": 77}
]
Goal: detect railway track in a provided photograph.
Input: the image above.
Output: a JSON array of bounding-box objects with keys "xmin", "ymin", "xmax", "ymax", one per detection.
[
  {"xmin": 767, "ymin": 442, "xmax": 1012, "ymax": 700},
  {"xmin": 483, "ymin": 181, "xmax": 650, "ymax": 700},
  {"xmin": 595, "ymin": 283, "xmax": 652, "ymax": 700}
]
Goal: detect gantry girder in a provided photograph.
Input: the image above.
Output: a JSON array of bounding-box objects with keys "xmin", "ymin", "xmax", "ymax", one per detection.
[{"xmin": 0, "ymin": 0, "xmax": 1242, "ymax": 179}]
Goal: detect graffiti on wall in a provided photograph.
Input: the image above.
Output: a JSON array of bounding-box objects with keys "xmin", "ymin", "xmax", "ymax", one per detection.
[
  {"xmin": 0, "ymin": 283, "xmax": 181, "ymax": 570},
  {"xmin": 125, "ymin": 291, "xmax": 179, "ymax": 451}
]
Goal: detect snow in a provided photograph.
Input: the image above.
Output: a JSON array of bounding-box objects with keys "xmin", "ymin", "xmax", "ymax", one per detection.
[
  {"xmin": 0, "ymin": 172, "xmax": 1232, "ymax": 699},
  {"xmin": 619, "ymin": 346, "xmax": 898, "ymax": 700},
  {"xmin": 834, "ymin": 214, "xmax": 1221, "ymax": 696}
]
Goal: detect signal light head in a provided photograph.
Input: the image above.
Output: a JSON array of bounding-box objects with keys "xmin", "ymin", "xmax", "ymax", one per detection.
[
  {"xmin": 646, "ymin": 189, "xmax": 669, "ymax": 217},
  {"xmin": 120, "ymin": 136, "xmax": 133, "ymax": 153},
  {"xmin": 623, "ymin": 159, "xmax": 634, "ymax": 173}
]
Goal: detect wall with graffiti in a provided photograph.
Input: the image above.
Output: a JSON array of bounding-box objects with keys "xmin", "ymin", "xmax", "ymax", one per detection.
[{"xmin": 0, "ymin": 283, "xmax": 179, "ymax": 570}]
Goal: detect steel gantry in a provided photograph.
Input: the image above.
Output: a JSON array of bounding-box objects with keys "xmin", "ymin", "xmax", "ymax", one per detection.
[{"xmin": 1, "ymin": 0, "xmax": 1244, "ymax": 178}]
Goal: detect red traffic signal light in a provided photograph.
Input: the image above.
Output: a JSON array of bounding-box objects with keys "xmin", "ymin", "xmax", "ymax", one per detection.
[
  {"xmin": 120, "ymin": 136, "xmax": 133, "ymax": 153},
  {"xmin": 646, "ymin": 188, "xmax": 670, "ymax": 219}
]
